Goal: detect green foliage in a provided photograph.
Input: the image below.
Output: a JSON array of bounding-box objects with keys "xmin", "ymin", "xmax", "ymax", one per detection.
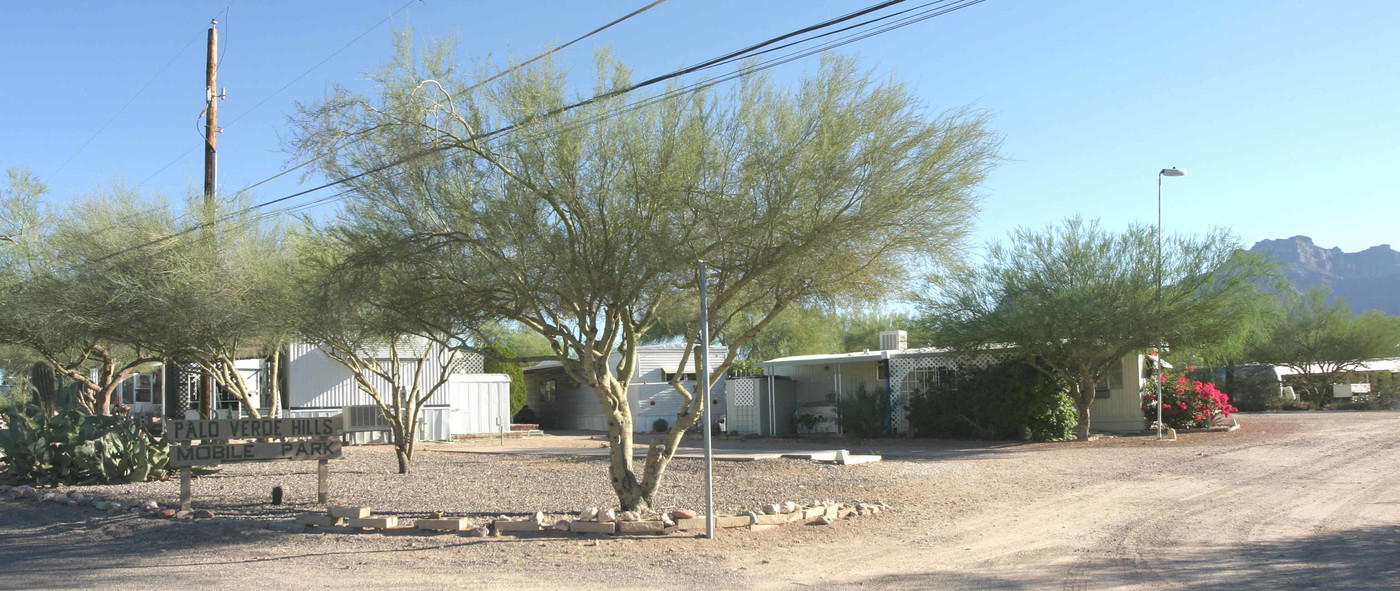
[
  {"xmin": 29, "ymin": 361, "xmax": 57, "ymax": 415},
  {"xmin": 1245, "ymin": 287, "xmax": 1400, "ymax": 405},
  {"xmin": 920, "ymin": 217, "xmax": 1278, "ymax": 438},
  {"xmin": 793, "ymin": 412, "xmax": 828, "ymax": 433},
  {"xmin": 651, "ymin": 418, "xmax": 670, "ymax": 433},
  {"xmin": 835, "ymin": 384, "xmax": 891, "ymax": 440},
  {"xmin": 0, "ymin": 408, "xmax": 170, "ymax": 486},
  {"xmin": 481, "ymin": 342, "xmax": 527, "ymax": 416},
  {"xmin": 905, "ymin": 359, "xmax": 1076, "ymax": 441}
]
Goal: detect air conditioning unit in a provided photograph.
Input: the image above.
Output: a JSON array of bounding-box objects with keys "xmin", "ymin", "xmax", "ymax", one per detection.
[
  {"xmin": 879, "ymin": 330, "xmax": 907, "ymax": 351},
  {"xmin": 343, "ymin": 405, "xmax": 391, "ymax": 432},
  {"xmin": 1332, "ymin": 383, "xmax": 1370, "ymax": 398}
]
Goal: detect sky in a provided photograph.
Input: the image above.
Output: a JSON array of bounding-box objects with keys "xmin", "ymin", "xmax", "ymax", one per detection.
[{"xmin": 3, "ymin": 0, "xmax": 1397, "ymax": 258}]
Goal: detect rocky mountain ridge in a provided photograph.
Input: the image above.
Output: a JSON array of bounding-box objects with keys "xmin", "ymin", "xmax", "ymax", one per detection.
[{"xmin": 1249, "ymin": 236, "xmax": 1400, "ymax": 316}]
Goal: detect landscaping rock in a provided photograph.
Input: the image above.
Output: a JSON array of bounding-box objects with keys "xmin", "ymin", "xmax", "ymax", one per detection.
[
  {"xmin": 347, "ymin": 516, "xmax": 398, "ymax": 529},
  {"xmin": 417, "ymin": 518, "xmax": 469, "ymax": 532},
  {"xmin": 812, "ymin": 516, "xmax": 834, "ymax": 526},
  {"xmin": 618, "ymin": 510, "xmax": 640, "ymax": 522},
  {"xmin": 570, "ymin": 521, "xmax": 616, "ymax": 534},
  {"xmin": 296, "ymin": 513, "xmax": 345, "ymax": 527},
  {"xmin": 93, "ymin": 501, "xmax": 112, "ymax": 511},
  {"xmin": 329, "ymin": 506, "xmax": 371, "ymax": 519},
  {"xmin": 670, "ymin": 509, "xmax": 698, "ymax": 520},
  {"xmin": 427, "ymin": 511, "xmax": 444, "ymax": 519},
  {"xmin": 137, "ymin": 500, "xmax": 159, "ymax": 513},
  {"xmin": 41, "ymin": 493, "xmax": 61, "ymax": 503},
  {"xmin": 597, "ymin": 509, "xmax": 616, "ymax": 523},
  {"xmin": 16, "ymin": 486, "xmax": 38, "ymax": 499},
  {"xmin": 578, "ymin": 507, "xmax": 599, "ymax": 521},
  {"xmin": 193, "ymin": 509, "xmax": 215, "ymax": 519},
  {"xmin": 780, "ymin": 501, "xmax": 798, "ymax": 514},
  {"xmin": 175, "ymin": 510, "xmax": 194, "ymax": 520},
  {"xmin": 158, "ymin": 509, "xmax": 178, "ymax": 519},
  {"xmin": 552, "ymin": 520, "xmax": 571, "ymax": 532},
  {"xmin": 616, "ymin": 520, "xmax": 666, "ymax": 535},
  {"xmin": 761, "ymin": 504, "xmax": 781, "ymax": 515},
  {"xmin": 465, "ymin": 526, "xmax": 488, "ymax": 537}
]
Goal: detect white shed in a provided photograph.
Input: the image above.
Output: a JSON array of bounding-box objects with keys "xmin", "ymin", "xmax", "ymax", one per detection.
[{"xmin": 447, "ymin": 373, "xmax": 513, "ymax": 435}]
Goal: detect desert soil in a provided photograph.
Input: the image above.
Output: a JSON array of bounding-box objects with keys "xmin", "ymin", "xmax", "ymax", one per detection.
[{"xmin": 2, "ymin": 411, "xmax": 1398, "ymax": 590}]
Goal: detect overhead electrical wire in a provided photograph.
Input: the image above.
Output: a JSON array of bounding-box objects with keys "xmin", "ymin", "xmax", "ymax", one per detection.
[{"xmin": 78, "ymin": 0, "xmax": 989, "ymax": 268}]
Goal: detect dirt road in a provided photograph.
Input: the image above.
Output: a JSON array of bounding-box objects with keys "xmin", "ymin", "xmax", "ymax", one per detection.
[{"xmin": 2, "ymin": 411, "xmax": 1397, "ymax": 590}]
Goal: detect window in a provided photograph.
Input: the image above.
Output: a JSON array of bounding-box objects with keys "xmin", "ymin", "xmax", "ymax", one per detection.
[
  {"xmin": 541, "ymin": 379, "xmax": 557, "ymax": 402},
  {"xmin": 1096, "ymin": 359, "xmax": 1125, "ymax": 399}
]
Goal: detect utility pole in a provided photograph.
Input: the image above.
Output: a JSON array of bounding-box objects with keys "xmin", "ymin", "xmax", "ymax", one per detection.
[
  {"xmin": 200, "ymin": 19, "xmax": 222, "ymax": 419},
  {"xmin": 204, "ymin": 19, "xmax": 220, "ymax": 209}
]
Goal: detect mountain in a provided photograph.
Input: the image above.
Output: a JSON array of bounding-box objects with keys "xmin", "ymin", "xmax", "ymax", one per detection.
[{"xmin": 1249, "ymin": 236, "xmax": 1400, "ymax": 316}]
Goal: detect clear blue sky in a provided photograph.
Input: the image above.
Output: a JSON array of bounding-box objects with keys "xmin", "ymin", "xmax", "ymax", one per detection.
[{"xmin": 3, "ymin": 0, "xmax": 1397, "ymax": 256}]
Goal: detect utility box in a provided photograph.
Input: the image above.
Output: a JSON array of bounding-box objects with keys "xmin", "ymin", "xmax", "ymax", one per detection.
[
  {"xmin": 724, "ymin": 376, "xmax": 797, "ymax": 436},
  {"xmin": 1332, "ymin": 383, "xmax": 1370, "ymax": 398}
]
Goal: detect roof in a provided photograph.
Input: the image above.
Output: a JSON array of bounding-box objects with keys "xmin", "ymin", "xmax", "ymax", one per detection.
[
  {"xmin": 1273, "ymin": 357, "xmax": 1400, "ymax": 378},
  {"xmin": 756, "ymin": 347, "xmax": 954, "ymax": 368}
]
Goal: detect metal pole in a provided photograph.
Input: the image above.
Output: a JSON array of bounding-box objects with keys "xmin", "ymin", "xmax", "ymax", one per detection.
[
  {"xmin": 1156, "ymin": 172, "xmax": 1163, "ymax": 440},
  {"xmin": 698, "ymin": 260, "xmax": 714, "ymax": 539}
]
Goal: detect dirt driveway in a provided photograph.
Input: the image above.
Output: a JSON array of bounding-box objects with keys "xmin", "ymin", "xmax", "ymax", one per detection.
[{"xmin": 2, "ymin": 411, "xmax": 1397, "ymax": 590}]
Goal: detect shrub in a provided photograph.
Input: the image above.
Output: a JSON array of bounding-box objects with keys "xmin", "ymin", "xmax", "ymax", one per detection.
[
  {"xmin": 481, "ymin": 343, "xmax": 528, "ymax": 416},
  {"xmin": 793, "ymin": 412, "xmax": 827, "ymax": 433},
  {"xmin": 651, "ymin": 417, "xmax": 669, "ymax": 433},
  {"xmin": 1141, "ymin": 369, "xmax": 1237, "ymax": 430},
  {"xmin": 905, "ymin": 360, "xmax": 1076, "ymax": 441},
  {"xmin": 0, "ymin": 408, "xmax": 171, "ymax": 486},
  {"xmin": 835, "ymin": 384, "xmax": 890, "ymax": 439}
]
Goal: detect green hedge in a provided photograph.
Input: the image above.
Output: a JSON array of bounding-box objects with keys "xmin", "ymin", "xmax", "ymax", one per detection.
[{"xmin": 905, "ymin": 359, "xmax": 1076, "ymax": 442}]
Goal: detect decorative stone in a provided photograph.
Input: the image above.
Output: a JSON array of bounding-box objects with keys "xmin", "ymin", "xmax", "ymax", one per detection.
[
  {"xmin": 16, "ymin": 486, "xmax": 38, "ymax": 499},
  {"xmin": 417, "ymin": 518, "xmax": 469, "ymax": 532},
  {"xmin": 193, "ymin": 509, "xmax": 215, "ymax": 519},
  {"xmin": 597, "ymin": 509, "xmax": 616, "ymax": 523},
  {"xmin": 618, "ymin": 511, "xmax": 640, "ymax": 522},
  {"xmin": 660, "ymin": 514, "xmax": 675, "ymax": 527},
  {"xmin": 427, "ymin": 511, "xmax": 444, "ymax": 519},
  {"xmin": 670, "ymin": 509, "xmax": 699, "ymax": 520},
  {"xmin": 175, "ymin": 510, "xmax": 194, "ymax": 519},
  {"xmin": 616, "ymin": 520, "xmax": 666, "ymax": 535},
  {"xmin": 780, "ymin": 501, "xmax": 798, "ymax": 514},
  {"xmin": 465, "ymin": 526, "xmax": 488, "ymax": 537},
  {"xmin": 329, "ymin": 506, "xmax": 371, "ymax": 519},
  {"xmin": 570, "ymin": 521, "xmax": 616, "ymax": 534},
  {"xmin": 41, "ymin": 493, "xmax": 61, "ymax": 503},
  {"xmin": 761, "ymin": 504, "xmax": 781, "ymax": 515},
  {"xmin": 138, "ymin": 500, "xmax": 159, "ymax": 512},
  {"xmin": 578, "ymin": 507, "xmax": 599, "ymax": 521},
  {"xmin": 296, "ymin": 513, "xmax": 345, "ymax": 527},
  {"xmin": 492, "ymin": 519, "xmax": 542, "ymax": 534},
  {"xmin": 158, "ymin": 509, "xmax": 178, "ymax": 519},
  {"xmin": 347, "ymin": 516, "xmax": 398, "ymax": 529},
  {"xmin": 813, "ymin": 516, "xmax": 834, "ymax": 525},
  {"xmin": 94, "ymin": 501, "xmax": 112, "ymax": 511},
  {"xmin": 533, "ymin": 511, "xmax": 546, "ymax": 525},
  {"xmin": 552, "ymin": 520, "xmax": 571, "ymax": 532}
]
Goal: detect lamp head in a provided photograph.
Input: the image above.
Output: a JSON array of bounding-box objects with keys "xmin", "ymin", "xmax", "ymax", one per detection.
[{"xmin": 1160, "ymin": 167, "xmax": 1186, "ymax": 177}]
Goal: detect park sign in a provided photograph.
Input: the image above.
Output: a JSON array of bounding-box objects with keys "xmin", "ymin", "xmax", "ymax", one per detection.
[
  {"xmin": 167, "ymin": 417, "xmax": 341, "ymax": 443},
  {"xmin": 164, "ymin": 416, "xmax": 343, "ymax": 467},
  {"xmin": 164, "ymin": 415, "xmax": 345, "ymax": 507}
]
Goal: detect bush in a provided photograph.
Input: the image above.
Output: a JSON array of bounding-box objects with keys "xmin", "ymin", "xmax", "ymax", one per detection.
[
  {"xmin": 905, "ymin": 360, "xmax": 1076, "ymax": 441},
  {"xmin": 481, "ymin": 343, "xmax": 528, "ymax": 416},
  {"xmin": 835, "ymin": 384, "xmax": 890, "ymax": 439},
  {"xmin": 1141, "ymin": 370, "xmax": 1237, "ymax": 430},
  {"xmin": 0, "ymin": 408, "xmax": 171, "ymax": 486},
  {"xmin": 651, "ymin": 417, "xmax": 669, "ymax": 433}
]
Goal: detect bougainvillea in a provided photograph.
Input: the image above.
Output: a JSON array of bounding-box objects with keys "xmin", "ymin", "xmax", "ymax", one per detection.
[{"xmin": 1141, "ymin": 369, "xmax": 1238, "ymax": 430}]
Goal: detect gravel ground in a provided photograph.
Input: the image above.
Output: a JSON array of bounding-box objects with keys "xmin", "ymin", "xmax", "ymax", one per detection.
[{"xmin": 2, "ymin": 411, "xmax": 1398, "ymax": 590}]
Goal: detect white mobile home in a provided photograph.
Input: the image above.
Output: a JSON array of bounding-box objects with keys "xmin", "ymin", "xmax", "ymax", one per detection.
[
  {"xmin": 746, "ymin": 331, "xmax": 1147, "ymax": 435},
  {"xmin": 522, "ymin": 344, "xmax": 728, "ymax": 433}
]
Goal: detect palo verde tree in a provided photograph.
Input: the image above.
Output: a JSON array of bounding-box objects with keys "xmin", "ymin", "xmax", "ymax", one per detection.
[
  {"xmin": 919, "ymin": 217, "xmax": 1277, "ymax": 440},
  {"xmin": 291, "ymin": 34, "xmax": 998, "ymax": 509},
  {"xmin": 0, "ymin": 173, "xmax": 163, "ymax": 415},
  {"xmin": 297, "ymin": 236, "xmax": 462, "ymax": 474},
  {"xmin": 1246, "ymin": 287, "xmax": 1400, "ymax": 404}
]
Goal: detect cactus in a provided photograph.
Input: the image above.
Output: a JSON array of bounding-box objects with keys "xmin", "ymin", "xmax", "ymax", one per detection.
[{"xmin": 30, "ymin": 361, "xmax": 57, "ymax": 417}]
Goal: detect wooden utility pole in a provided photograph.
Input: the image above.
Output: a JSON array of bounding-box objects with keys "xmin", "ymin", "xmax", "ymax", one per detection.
[
  {"xmin": 201, "ymin": 19, "xmax": 221, "ymax": 419},
  {"xmin": 204, "ymin": 19, "xmax": 220, "ymax": 208}
]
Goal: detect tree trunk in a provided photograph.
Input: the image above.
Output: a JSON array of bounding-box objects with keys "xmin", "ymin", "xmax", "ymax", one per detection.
[
  {"xmin": 606, "ymin": 405, "xmax": 643, "ymax": 510},
  {"xmin": 1073, "ymin": 378, "xmax": 1093, "ymax": 440}
]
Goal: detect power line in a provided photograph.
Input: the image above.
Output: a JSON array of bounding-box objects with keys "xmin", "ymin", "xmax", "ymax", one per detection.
[{"xmin": 81, "ymin": 0, "xmax": 989, "ymax": 268}]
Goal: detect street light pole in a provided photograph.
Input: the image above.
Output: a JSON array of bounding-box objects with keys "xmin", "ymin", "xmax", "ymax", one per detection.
[{"xmin": 1156, "ymin": 167, "xmax": 1185, "ymax": 440}]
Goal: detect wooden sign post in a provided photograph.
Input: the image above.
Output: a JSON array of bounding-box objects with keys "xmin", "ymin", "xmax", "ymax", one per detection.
[{"xmin": 165, "ymin": 416, "xmax": 344, "ymax": 509}]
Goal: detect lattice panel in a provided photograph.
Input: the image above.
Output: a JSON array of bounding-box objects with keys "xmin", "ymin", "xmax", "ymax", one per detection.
[
  {"xmin": 452, "ymin": 352, "xmax": 485, "ymax": 374},
  {"xmin": 730, "ymin": 377, "xmax": 758, "ymax": 407},
  {"xmin": 887, "ymin": 353, "xmax": 1004, "ymax": 429}
]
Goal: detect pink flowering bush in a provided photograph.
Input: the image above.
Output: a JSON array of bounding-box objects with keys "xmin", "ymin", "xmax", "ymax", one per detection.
[{"xmin": 1141, "ymin": 369, "xmax": 1238, "ymax": 430}]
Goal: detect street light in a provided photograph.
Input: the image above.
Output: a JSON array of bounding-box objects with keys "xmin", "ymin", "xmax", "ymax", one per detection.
[{"xmin": 1156, "ymin": 167, "xmax": 1185, "ymax": 440}]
